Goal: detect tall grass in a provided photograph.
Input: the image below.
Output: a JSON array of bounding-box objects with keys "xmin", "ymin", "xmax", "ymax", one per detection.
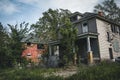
[
  {"xmin": 66, "ymin": 62, "xmax": 120, "ymax": 80},
  {"xmin": 0, "ymin": 62, "xmax": 120, "ymax": 80},
  {"xmin": 0, "ymin": 68, "xmax": 63, "ymax": 80}
]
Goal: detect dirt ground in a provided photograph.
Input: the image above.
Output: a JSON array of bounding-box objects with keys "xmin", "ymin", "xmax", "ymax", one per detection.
[
  {"xmin": 54, "ymin": 69, "xmax": 77, "ymax": 77},
  {"xmin": 53, "ymin": 66, "xmax": 78, "ymax": 77}
]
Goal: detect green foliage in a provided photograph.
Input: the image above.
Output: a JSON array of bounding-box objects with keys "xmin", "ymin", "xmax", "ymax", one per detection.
[
  {"xmin": 0, "ymin": 68, "xmax": 63, "ymax": 80},
  {"xmin": 31, "ymin": 8, "xmax": 71, "ymax": 42},
  {"xmin": 8, "ymin": 22, "xmax": 30, "ymax": 64},
  {"xmin": 0, "ymin": 62, "xmax": 120, "ymax": 80},
  {"xmin": 67, "ymin": 62, "xmax": 120, "ymax": 80},
  {"xmin": 94, "ymin": 0, "xmax": 120, "ymax": 23},
  {"xmin": 0, "ymin": 22, "xmax": 30, "ymax": 68},
  {"xmin": 0, "ymin": 22, "xmax": 12, "ymax": 68},
  {"xmin": 32, "ymin": 8, "xmax": 78, "ymax": 65},
  {"xmin": 59, "ymin": 18, "xmax": 78, "ymax": 65}
]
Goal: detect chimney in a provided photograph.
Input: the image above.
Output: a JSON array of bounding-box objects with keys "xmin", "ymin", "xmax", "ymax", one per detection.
[{"xmin": 98, "ymin": 11, "xmax": 103, "ymax": 16}]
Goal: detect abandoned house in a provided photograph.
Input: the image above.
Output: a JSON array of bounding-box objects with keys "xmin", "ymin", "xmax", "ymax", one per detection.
[
  {"xmin": 48, "ymin": 11, "xmax": 120, "ymax": 65},
  {"xmin": 21, "ymin": 34, "xmax": 47, "ymax": 63},
  {"xmin": 21, "ymin": 11, "xmax": 120, "ymax": 66}
]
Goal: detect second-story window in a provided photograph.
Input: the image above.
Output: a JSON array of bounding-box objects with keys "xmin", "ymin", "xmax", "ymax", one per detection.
[
  {"xmin": 82, "ymin": 22, "xmax": 88, "ymax": 33},
  {"xmin": 107, "ymin": 32, "xmax": 111, "ymax": 42},
  {"xmin": 119, "ymin": 27, "xmax": 120, "ymax": 35},
  {"xmin": 111, "ymin": 24, "xmax": 120, "ymax": 34},
  {"xmin": 111, "ymin": 24, "xmax": 114, "ymax": 32}
]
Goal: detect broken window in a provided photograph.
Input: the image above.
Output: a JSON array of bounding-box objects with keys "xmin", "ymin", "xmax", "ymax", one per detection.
[
  {"xmin": 82, "ymin": 22, "xmax": 88, "ymax": 33},
  {"xmin": 27, "ymin": 42, "xmax": 31, "ymax": 46},
  {"xmin": 37, "ymin": 44, "xmax": 44, "ymax": 49},
  {"xmin": 111, "ymin": 24, "xmax": 120, "ymax": 34},
  {"xmin": 116, "ymin": 26, "xmax": 119, "ymax": 33},
  {"xmin": 107, "ymin": 32, "xmax": 111, "ymax": 42}
]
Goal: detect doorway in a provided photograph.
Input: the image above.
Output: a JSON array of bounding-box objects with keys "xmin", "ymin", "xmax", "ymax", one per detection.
[{"xmin": 109, "ymin": 48, "xmax": 113, "ymax": 59}]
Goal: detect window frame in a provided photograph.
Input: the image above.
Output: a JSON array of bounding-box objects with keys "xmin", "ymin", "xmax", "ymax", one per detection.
[{"xmin": 82, "ymin": 21, "xmax": 88, "ymax": 33}]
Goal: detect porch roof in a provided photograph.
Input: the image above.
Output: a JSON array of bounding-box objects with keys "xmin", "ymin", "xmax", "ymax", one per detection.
[
  {"xmin": 78, "ymin": 32, "xmax": 99, "ymax": 39},
  {"xmin": 48, "ymin": 40, "xmax": 60, "ymax": 45}
]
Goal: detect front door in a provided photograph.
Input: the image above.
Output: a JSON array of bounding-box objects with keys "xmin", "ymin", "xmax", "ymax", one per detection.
[{"xmin": 109, "ymin": 48, "xmax": 113, "ymax": 59}]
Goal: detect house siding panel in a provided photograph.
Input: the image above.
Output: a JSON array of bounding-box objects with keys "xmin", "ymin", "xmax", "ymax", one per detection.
[
  {"xmin": 76, "ymin": 18, "xmax": 97, "ymax": 35},
  {"xmin": 111, "ymin": 34, "xmax": 120, "ymax": 58},
  {"xmin": 88, "ymin": 18, "xmax": 97, "ymax": 33},
  {"xmin": 76, "ymin": 23, "xmax": 82, "ymax": 34},
  {"xmin": 96, "ymin": 19, "xmax": 110, "ymax": 60}
]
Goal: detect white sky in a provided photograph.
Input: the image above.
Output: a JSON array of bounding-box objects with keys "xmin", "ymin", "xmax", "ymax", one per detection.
[{"xmin": 0, "ymin": 0, "xmax": 108, "ymax": 26}]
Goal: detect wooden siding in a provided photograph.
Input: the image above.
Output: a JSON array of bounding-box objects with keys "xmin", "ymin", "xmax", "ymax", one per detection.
[
  {"xmin": 111, "ymin": 34, "xmax": 120, "ymax": 58},
  {"xmin": 96, "ymin": 18, "xmax": 120, "ymax": 60},
  {"xmin": 76, "ymin": 18, "xmax": 97, "ymax": 35},
  {"xmin": 76, "ymin": 23, "xmax": 82, "ymax": 34},
  {"xmin": 96, "ymin": 19, "xmax": 111, "ymax": 60},
  {"xmin": 88, "ymin": 18, "xmax": 97, "ymax": 33}
]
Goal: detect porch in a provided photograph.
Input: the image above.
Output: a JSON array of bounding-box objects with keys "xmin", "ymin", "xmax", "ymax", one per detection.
[{"xmin": 76, "ymin": 33, "xmax": 100, "ymax": 64}]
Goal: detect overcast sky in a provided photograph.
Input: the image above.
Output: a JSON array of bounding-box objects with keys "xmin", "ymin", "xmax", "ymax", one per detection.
[{"xmin": 0, "ymin": 0, "xmax": 107, "ymax": 27}]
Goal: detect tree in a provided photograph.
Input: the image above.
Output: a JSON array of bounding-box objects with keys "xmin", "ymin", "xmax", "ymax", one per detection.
[
  {"xmin": 59, "ymin": 18, "xmax": 78, "ymax": 65},
  {"xmin": 0, "ymin": 22, "xmax": 12, "ymax": 68},
  {"xmin": 8, "ymin": 22, "xmax": 30, "ymax": 65},
  {"xmin": 32, "ymin": 8, "xmax": 78, "ymax": 65},
  {"xmin": 0, "ymin": 22, "xmax": 30, "ymax": 68},
  {"xmin": 31, "ymin": 8, "xmax": 71, "ymax": 42},
  {"xmin": 94, "ymin": 0, "xmax": 120, "ymax": 23}
]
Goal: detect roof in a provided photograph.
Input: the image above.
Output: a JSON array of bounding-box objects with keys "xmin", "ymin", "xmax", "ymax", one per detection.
[
  {"xmin": 70, "ymin": 12, "xmax": 83, "ymax": 17},
  {"xmin": 21, "ymin": 33, "xmax": 47, "ymax": 44},
  {"xmin": 21, "ymin": 34, "xmax": 38, "ymax": 43},
  {"xmin": 71, "ymin": 12, "xmax": 120, "ymax": 26},
  {"xmin": 22, "ymin": 11, "xmax": 120, "ymax": 45}
]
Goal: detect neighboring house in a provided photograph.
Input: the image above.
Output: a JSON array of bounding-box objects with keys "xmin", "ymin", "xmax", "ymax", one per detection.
[
  {"xmin": 21, "ymin": 34, "xmax": 47, "ymax": 63},
  {"xmin": 48, "ymin": 11, "xmax": 120, "ymax": 64}
]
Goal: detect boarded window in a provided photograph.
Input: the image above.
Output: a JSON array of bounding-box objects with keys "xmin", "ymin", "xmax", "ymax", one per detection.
[
  {"xmin": 27, "ymin": 42, "xmax": 31, "ymax": 46},
  {"xmin": 113, "ymin": 40, "xmax": 120, "ymax": 52},
  {"xmin": 37, "ymin": 44, "xmax": 44, "ymax": 49}
]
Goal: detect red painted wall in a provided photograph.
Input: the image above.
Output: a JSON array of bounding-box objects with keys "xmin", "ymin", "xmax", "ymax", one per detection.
[{"xmin": 22, "ymin": 44, "xmax": 45, "ymax": 63}]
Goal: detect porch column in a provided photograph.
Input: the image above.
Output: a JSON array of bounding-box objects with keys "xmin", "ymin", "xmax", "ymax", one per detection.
[
  {"xmin": 57, "ymin": 46, "xmax": 59, "ymax": 56},
  {"xmin": 87, "ymin": 36, "xmax": 93, "ymax": 64},
  {"xmin": 87, "ymin": 36, "xmax": 91, "ymax": 52},
  {"xmin": 73, "ymin": 44, "xmax": 75, "ymax": 53},
  {"xmin": 73, "ymin": 44, "xmax": 77, "ymax": 65},
  {"xmin": 54, "ymin": 45, "xmax": 59, "ymax": 56},
  {"xmin": 49, "ymin": 45, "xmax": 52, "ymax": 56}
]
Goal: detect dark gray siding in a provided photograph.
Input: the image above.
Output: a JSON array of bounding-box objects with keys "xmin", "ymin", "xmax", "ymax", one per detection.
[
  {"xmin": 88, "ymin": 18, "xmax": 97, "ymax": 33},
  {"xmin": 75, "ymin": 18, "xmax": 97, "ymax": 35},
  {"xmin": 76, "ymin": 23, "xmax": 82, "ymax": 34}
]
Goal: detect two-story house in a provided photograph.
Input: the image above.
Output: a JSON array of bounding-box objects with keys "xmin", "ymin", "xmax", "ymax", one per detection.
[{"xmin": 48, "ymin": 11, "xmax": 120, "ymax": 64}]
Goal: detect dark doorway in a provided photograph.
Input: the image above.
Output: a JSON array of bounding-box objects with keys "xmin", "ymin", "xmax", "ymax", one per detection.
[
  {"xmin": 76, "ymin": 38, "xmax": 87, "ymax": 64},
  {"xmin": 109, "ymin": 48, "xmax": 113, "ymax": 59}
]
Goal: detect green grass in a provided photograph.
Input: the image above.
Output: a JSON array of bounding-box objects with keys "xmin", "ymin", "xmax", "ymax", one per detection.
[
  {"xmin": 0, "ymin": 62, "xmax": 120, "ymax": 80},
  {"xmin": 0, "ymin": 68, "xmax": 61, "ymax": 80},
  {"xmin": 67, "ymin": 62, "xmax": 120, "ymax": 80}
]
